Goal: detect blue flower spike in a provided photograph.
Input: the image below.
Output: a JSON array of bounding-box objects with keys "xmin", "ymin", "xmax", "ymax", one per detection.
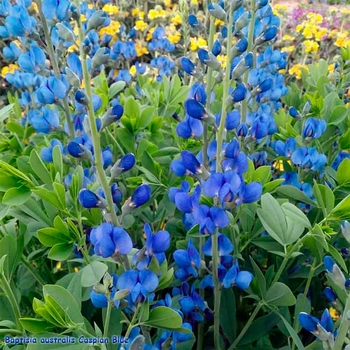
[{"xmin": 324, "ymin": 256, "xmax": 346, "ymax": 290}]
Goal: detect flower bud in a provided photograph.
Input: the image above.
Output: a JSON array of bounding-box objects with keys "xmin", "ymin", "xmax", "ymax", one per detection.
[
  {"xmin": 86, "ymin": 10, "xmax": 107, "ymax": 32},
  {"xmin": 113, "ymin": 289, "xmax": 130, "ymax": 301},
  {"xmin": 208, "ymin": 3, "xmax": 227, "ymax": 21},
  {"xmin": 93, "ymin": 283, "xmax": 107, "ymax": 294},
  {"xmin": 65, "ymin": 67, "xmax": 80, "ymax": 88},
  {"xmin": 303, "ymin": 100, "xmax": 311, "ymax": 115},
  {"xmin": 110, "ymin": 153, "xmax": 136, "ymax": 178},
  {"xmin": 56, "ymin": 23, "xmax": 75, "ymax": 42},
  {"xmin": 289, "ymin": 106, "xmax": 300, "ymax": 118},
  {"xmin": 341, "ymin": 221, "xmax": 350, "ymax": 243},
  {"xmin": 67, "ymin": 141, "xmax": 93, "ymax": 160},
  {"xmin": 198, "ymin": 49, "xmax": 221, "ymax": 71},
  {"xmin": 79, "ymin": 189, "xmax": 107, "ymax": 209},
  {"xmin": 75, "ymin": 89, "xmax": 89, "ymax": 106},
  {"xmin": 234, "ymin": 11, "xmax": 250, "ymax": 32},
  {"xmin": 92, "ymin": 47, "xmax": 110, "ymax": 70},
  {"xmin": 101, "ymin": 104, "xmax": 124, "ymax": 130}
]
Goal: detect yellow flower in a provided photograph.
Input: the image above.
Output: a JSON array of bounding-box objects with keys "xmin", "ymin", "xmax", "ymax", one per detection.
[
  {"xmin": 328, "ymin": 64, "xmax": 335, "ymax": 73},
  {"xmin": 102, "ymin": 4, "xmax": 119, "ymax": 16},
  {"xmin": 217, "ymin": 55, "xmax": 226, "ymax": 68},
  {"xmin": 306, "ymin": 13, "xmax": 323, "ymax": 24},
  {"xmin": 282, "ymin": 35, "xmax": 295, "ymax": 41},
  {"xmin": 191, "ymin": 0, "xmax": 198, "ymax": 4},
  {"xmin": 67, "ymin": 43, "xmax": 79, "ymax": 53},
  {"xmin": 135, "ymin": 20, "xmax": 148, "ymax": 31},
  {"xmin": 88, "ymin": 4, "xmax": 94, "ymax": 9},
  {"xmin": 130, "ymin": 65, "xmax": 137, "ymax": 76},
  {"xmin": 189, "ymin": 37, "xmax": 207, "ymax": 51},
  {"xmin": 135, "ymin": 40, "xmax": 149, "ymax": 56},
  {"xmin": 279, "ymin": 69, "xmax": 286, "ymax": 74},
  {"xmin": 314, "ymin": 27, "xmax": 327, "ymax": 41},
  {"xmin": 289, "ymin": 64, "xmax": 309, "ymax": 80},
  {"xmin": 139, "ymin": 11, "xmax": 145, "ymax": 20},
  {"xmin": 146, "ymin": 27, "xmax": 155, "ymax": 41},
  {"xmin": 341, "ymin": 8, "xmax": 350, "ymax": 15},
  {"xmin": 29, "ymin": 2, "xmax": 38, "ymax": 12},
  {"xmin": 302, "ymin": 25, "xmax": 313, "ymax": 39},
  {"xmin": 303, "ymin": 40, "xmax": 319, "ymax": 53},
  {"xmin": 171, "ymin": 14, "xmax": 182, "ymax": 26},
  {"xmin": 335, "ymin": 32, "xmax": 350, "ymax": 48},
  {"xmin": 99, "ymin": 20, "xmax": 121, "ymax": 41},
  {"xmin": 281, "ymin": 46, "xmax": 295, "ymax": 53},
  {"xmin": 215, "ymin": 18, "xmax": 225, "ymax": 26},
  {"xmin": 296, "ymin": 24, "xmax": 304, "ymax": 33},
  {"xmin": 329, "ymin": 307, "xmax": 339, "ymax": 321},
  {"xmin": 148, "ymin": 8, "xmax": 166, "ymax": 20},
  {"xmin": 74, "ymin": 267, "xmax": 79, "ymax": 273},
  {"xmin": 80, "ymin": 14, "xmax": 87, "ymax": 22},
  {"xmin": 132, "ymin": 8, "xmax": 140, "ymax": 16},
  {"xmin": 1, "ymin": 64, "xmax": 19, "ymax": 78},
  {"xmin": 164, "ymin": 0, "xmax": 172, "ymax": 7},
  {"xmin": 168, "ymin": 30, "xmax": 181, "ymax": 44},
  {"xmin": 56, "ymin": 262, "xmax": 62, "ymax": 270}
]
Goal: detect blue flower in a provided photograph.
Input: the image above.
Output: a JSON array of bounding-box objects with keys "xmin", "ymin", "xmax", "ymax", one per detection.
[
  {"xmin": 90, "ymin": 223, "xmax": 133, "ymax": 258},
  {"xmin": 42, "ymin": 0, "xmax": 70, "ymax": 21},
  {"xmin": 181, "ymin": 150, "xmax": 202, "ymax": 175},
  {"xmin": 216, "ymin": 110, "xmax": 240, "ymax": 131},
  {"xmin": 324, "ymin": 256, "xmax": 346, "ymax": 289},
  {"xmin": 79, "ymin": 189, "xmax": 104, "ymax": 209},
  {"xmin": 289, "ymin": 106, "xmax": 300, "ymax": 118},
  {"xmin": 176, "ymin": 115, "xmax": 203, "ymax": 139},
  {"xmin": 275, "ymin": 138, "xmax": 297, "ymax": 157},
  {"xmin": 41, "ymin": 139, "xmax": 64, "ymax": 163},
  {"xmin": 173, "ymin": 239, "xmax": 201, "ymax": 281},
  {"xmin": 18, "ymin": 45, "xmax": 46, "ymax": 73},
  {"xmin": 202, "ymin": 234, "xmax": 234, "ymax": 256},
  {"xmin": 291, "ymin": 147, "xmax": 327, "ymax": 171},
  {"xmin": 28, "ymin": 107, "xmax": 60, "ymax": 134},
  {"xmin": 193, "ymin": 205, "xmax": 230, "ymax": 235},
  {"xmin": 129, "ymin": 184, "xmax": 151, "ymax": 208},
  {"xmin": 37, "ymin": 77, "xmax": 67, "ymax": 104},
  {"xmin": 117, "ymin": 270, "xmax": 158, "ymax": 304},
  {"xmin": 222, "ymin": 262, "xmax": 253, "ymax": 290},
  {"xmin": 179, "ymin": 288, "xmax": 206, "ymax": 322},
  {"xmin": 299, "ymin": 309, "xmax": 334, "ymax": 341},
  {"xmin": 180, "ymin": 57, "xmax": 195, "ymax": 75},
  {"xmin": 324, "ymin": 287, "xmax": 337, "ymax": 303},
  {"xmin": 302, "ymin": 118, "xmax": 327, "ymax": 140}
]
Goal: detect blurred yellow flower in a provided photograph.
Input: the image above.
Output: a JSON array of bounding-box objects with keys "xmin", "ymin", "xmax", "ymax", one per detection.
[
  {"xmin": 102, "ymin": 4, "xmax": 119, "ymax": 16},
  {"xmin": 340, "ymin": 8, "xmax": 350, "ymax": 15},
  {"xmin": 164, "ymin": 0, "xmax": 172, "ymax": 7},
  {"xmin": 282, "ymin": 35, "xmax": 294, "ymax": 41},
  {"xmin": 148, "ymin": 9, "xmax": 166, "ymax": 20},
  {"xmin": 329, "ymin": 307, "xmax": 339, "ymax": 321},
  {"xmin": 146, "ymin": 27, "xmax": 155, "ymax": 41},
  {"xmin": 135, "ymin": 40, "xmax": 149, "ymax": 56},
  {"xmin": 171, "ymin": 14, "xmax": 182, "ymax": 26},
  {"xmin": 303, "ymin": 40, "xmax": 319, "ymax": 53},
  {"xmin": 296, "ymin": 24, "xmax": 303, "ymax": 33},
  {"xmin": 166, "ymin": 26, "xmax": 181, "ymax": 44},
  {"xmin": 130, "ymin": 65, "xmax": 137, "ymax": 76},
  {"xmin": 191, "ymin": 0, "xmax": 198, "ymax": 4},
  {"xmin": 289, "ymin": 64, "xmax": 309, "ymax": 80},
  {"xmin": 132, "ymin": 8, "xmax": 140, "ymax": 16},
  {"xmin": 135, "ymin": 20, "xmax": 148, "ymax": 31},
  {"xmin": 29, "ymin": 2, "xmax": 38, "ymax": 12},
  {"xmin": 314, "ymin": 27, "xmax": 327, "ymax": 41},
  {"xmin": 189, "ymin": 37, "xmax": 207, "ymax": 51},
  {"xmin": 217, "ymin": 55, "xmax": 226, "ymax": 68},
  {"xmin": 99, "ymin": 20, "xmax": 121, "ymax": 41},
  {"xmin": 1, "ymin": 64, "xmax": 19, "ymax": 78},
  {"xmin": 281, "ymin": 46, "xmax": 295, "ymax": 53},
  {"xmin": 302, "ymin": 26, "xmax": 313, "ymax": 39},
  {"xmin": 80, "ymin": 14, "xmax": 87, "ymax": 22},
  {"xmin": 328, "ymin": 64, "xmax": 335, "ymax": 73},
  {"xmin": 215, "ymin": 19, "xmax": 225, "ymax": 26},
  {"xmin": 307, "ymin": 13, "xmax": 323, "ymax": 24},
  {"xmin": 335, "ymin": 32, "xmax": 350, "ymax": 48}
]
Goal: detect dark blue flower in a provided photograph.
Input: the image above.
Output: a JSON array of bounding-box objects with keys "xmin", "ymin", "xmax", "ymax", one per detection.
[
  {"xmin": 130, "ymin": 184, "xmax": 151, "ymax": 208},
  {"xmin": 299, "ymin": 309, "xmax": 334, "ymax": 341},
  {"xmin": 202, "ymin": 234, "xmax": 234, "ymax": 256},
  {"xmin": 193, "ymin": 205, "xmax": 230, "ymax": 235},
  {"xmin": 90, "ymin": 223, "xmax": 133, "ymax": 258},
  {"xmin": 79, "ymin": 189, "xmax": 104, "ymax": 208},
  {"xmin": 41, "ymin": 139, "xmax": 64, "ymax": 163},
  {"xmin": 302, "ymin": 118, "xmax": 327, "ymax": 140},
  {"xmin": 222, "ymin": 262, "xmax": 253, "ymax": 290}
]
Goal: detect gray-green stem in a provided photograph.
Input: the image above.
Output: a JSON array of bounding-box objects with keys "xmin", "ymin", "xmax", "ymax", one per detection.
[
  {"xmin": 333, "ymin": 292, "xmax": 350, "ymax": 349},
  {"xmin": 103, "ymin": 300, "xmax": 113, "ymax": 338},
  {"xmin": 241, "ymin": 1, "xmax": 256, "ymax": 123},
  {"xmin": 229, "ymin": 302, "xmax": 263, "ymax": 349},
  {"xmin": 36, "ymin": 0, "xmax": 75, "ymax": 139},
  {"xmin": 76, "ymin": 12, "xmax": 130, "ymax": 271}
]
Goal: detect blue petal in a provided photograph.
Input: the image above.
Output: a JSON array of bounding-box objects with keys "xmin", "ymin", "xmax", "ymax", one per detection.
[
  {"xmin": 152, "ymin": 230, "xmax": 170, "ymax": 254},
  {"xmin": 139, "ymin": 270, "xmax": 159, "ymax": 292},
  {"xmin": 113, "ymin": 227, "xmax": 133, "ymax": 254},
  {"xmin": 117, "ymin": 270, "xmax": 139, "ymax": 291},
  {"xmin": 298, "ymin": 313, "xmax": 318, "ymax": 332},
  {"xmin": 179, "ymin": 296, "xmax": 195, "ymax": 313},
  {"xmin": 235, "ymin": 271, "xmax": 254, "ymax": 290},
  {"xmin": 320, "ymin": 309, "xmax": 333, "ymax": 333}
]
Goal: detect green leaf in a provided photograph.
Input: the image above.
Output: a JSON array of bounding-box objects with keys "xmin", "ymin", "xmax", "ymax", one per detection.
[
  {"xmin": 250, "ymin": 257, "xmax": 266, "ymax": 299},
  {"xmin": 32, "ymin": 187, "xmax": 63, "ymax": 209},
  {"xmin": 293, "ymin": 294, "xmax": 311, "ymax": 332},
  {"xmin": 266, "ymin": 282, "xmax": 296, "ymax": 306},
  {"xmin": 80, "ymin": 261, "xmax": 108, "ymax": 287},
  {"xmin": 138, "ymin": 106, "xmax": 155, "ymax": 129},
  {"xmin": 337, "ymin": 158, "xmax": 350, "ymax": 185},
  {"xmin": 330, "ymin": 194, "xmax": 350, "ymax": 221},
  {"xmin": 276, "ymin": 186, "xmax": 317, "ymax": 206},
  {"xmin": 253, "ymin": 166, "xmax": 271, "ymax": 184},
  {"xmin": 19, "ymin": 318, "xmax": 54, "ymax": 333},
  {"xmin": 313, "ymin": 183, "xmax": 334, "ymax": 216},
  {"xmin": 143, "ymin": 306, "xmax": 182, "ymax": 329},
  {"xmin": 220, "ymin": 288, "xmax": 236, "ymax": 342},
  {"xmin": 263, "ymin": 179, "xmax": 284, "ymax": 193},
  {"xmin": 328, "ymin": 243, "xmax": 348, "ymax": 273},
  {"xmin": 328, "ymin": 105, "xmax": 348, "ymax": 125},
  {"xmin": 139, "ymin": 299, "xmax": 150, "ymax": 323},
  {"xmin": 273, "ymin": 311, "xmax": 305, "ymax": 350},
  {"xmin": 2, "ymin": 187, "xmax": 31, "ymax": 206},
  {"xmin": 48, "ymin": 243, "xmax": 73, "ymax": 261},
  {"xmin": 0, "ymin": 235, "xmax": 17, "ymax": 278},
  {"xmin": 42, "ymin": 285, "xmax": 84, "ymax": 326},
  {"xmin": 29, "ymin": 149, "xmax": 52, "ymax": 188},
  {"xmin": 108, "ymin": 81, "xmax": 126, "ymax": 99},
  {"xmin": 37, "ymin": 227, "xmax": 70, "ymax": 247},
  {"xmin": 0, "ymin": 104, "xmax": 14, "ymax": 123},
  {"xmin": 52, "ymin": 145, "xmax": 64, "ymax": 179},
  {"xmin": 124, "ymin": 96, "xmax": 140, "ymax": 120},
  {"xmin": 281, "ymin": 202, "xmax": 311, "ymax": 229}
]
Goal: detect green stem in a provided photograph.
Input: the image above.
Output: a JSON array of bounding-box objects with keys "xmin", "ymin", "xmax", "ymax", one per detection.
[
  {"xmin": 105, "ymin": 128, "xmax": 125, "ymax": 156},
  {"xmin": 76, "ymin": 12, "xmax": 130, "ymax": 270},
  {"xmin": 272, "ymin": 234, "xmax": 309, "ymax": 284},
  {"xmin": 103, "ymin": 301, "xmax": 113, "ymax": 338},
  {"xmin": 21, "ymin": 256, "xmax": 45, "ymax": 286},
  {"xmin": 36, "ymin": 0, "xmax": 75, "ymax": 139},
  {"xmin": 215, "ymin": 2, "xmax": 234, "ymax": 172},
  {"xmin": 229, "ymin": 302, "xmax": 262, "ymax": 349},
  {"xmin": 124, "ymin": 307, "xmax": 139, "ymax": 340},
  {"xmin": 203, "ymin": 13, "xmax": 216, "ymax": 169},
  {"xmin": 333, "ymin": 292, "xmax": 350, "ymax": 349},
  {"xmin": 212, "ymin": 232, "xmax": 222, "ymax": 350},
  {"xmin": 0, "ymin": 272, "xmax": 23, "ymax": 332},
  {"xmin": 197, "ymin": 236, "xmax": 205, "ymax": 350},
  {"xmin": 241, "ymin": 1, "xmax": 256, "ymax": 123}
]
